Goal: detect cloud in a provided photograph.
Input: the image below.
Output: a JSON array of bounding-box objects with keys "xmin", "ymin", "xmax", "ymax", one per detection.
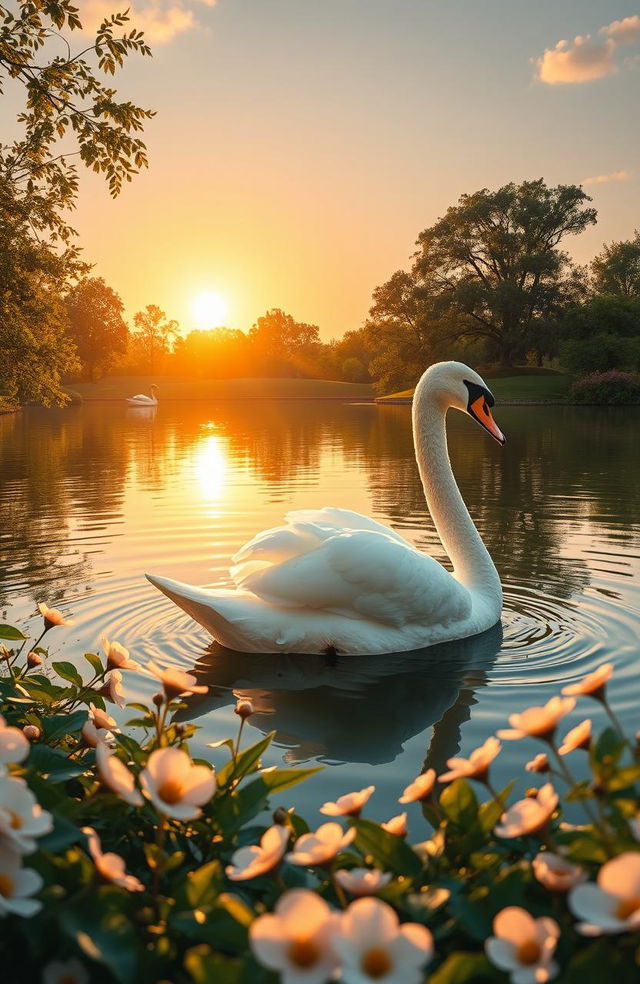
[
  {"xmin": 536, "ymin": 15, "xmax": 640, "ymax": 84},
  {"xmin": 81, "ymin": 0, "xmax": 213, "ymax": 45},
  {"xmin": 582, "ymin": 170, "xmax": 630, "ymax": 186}
]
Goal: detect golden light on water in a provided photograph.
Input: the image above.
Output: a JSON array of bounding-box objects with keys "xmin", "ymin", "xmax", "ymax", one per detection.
[
  {"xmin": 191, "ymin": 290, "xmax": 229, "ymax": 329},
  {"xmin": 194, "ymin": 432, "xmax": 228, "ymax": 501}
]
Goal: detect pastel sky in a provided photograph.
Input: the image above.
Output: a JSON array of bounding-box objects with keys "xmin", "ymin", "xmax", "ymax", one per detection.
[{"xmin": 46, "ymin": 2, "xmax": 640, "ymax": 336}]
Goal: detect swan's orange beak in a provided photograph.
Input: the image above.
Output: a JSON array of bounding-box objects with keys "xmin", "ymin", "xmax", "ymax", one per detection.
[{"xmin": 469, "ymin": 395, "xmax": 506, "ymax": 445}]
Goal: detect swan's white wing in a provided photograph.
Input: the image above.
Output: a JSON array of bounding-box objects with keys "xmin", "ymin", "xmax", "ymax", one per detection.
[
  {"xmin": 232, "ymin": 521, "xmax": 335, "ymax": 566},
  {"xmin": 233, "ymin": 529, "xmax": 471, "ymax": 629},
  {"xmin": 128, "ymin": 394, "xmax": 153, "ymax": 402},
  {"xmin": 286, "ymin": 507, "xmax": 410, "ymax": 545}
]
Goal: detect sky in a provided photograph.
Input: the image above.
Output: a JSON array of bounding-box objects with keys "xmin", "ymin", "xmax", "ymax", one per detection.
[{"xmin": 24, "ymin": 1, "xmax": 640, "ymax": 337}]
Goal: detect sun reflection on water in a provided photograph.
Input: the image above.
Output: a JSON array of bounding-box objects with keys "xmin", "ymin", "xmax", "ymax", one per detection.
[{"xmin": 193, "ymin": 431, "xmax": 228, "ymax": 502}]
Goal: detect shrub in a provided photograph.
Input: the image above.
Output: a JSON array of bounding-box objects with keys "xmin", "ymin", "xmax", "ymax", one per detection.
[
  {"xmin": 560, "ymin": 334, "xmax": 640, "ymax": 376},
  {"xmin": 570, "ymin": 370, "xmax": 640, "ymax": 405},
  {"xmin": 0, "ymin": 612, "xmax": 638, "ymax": 983}
]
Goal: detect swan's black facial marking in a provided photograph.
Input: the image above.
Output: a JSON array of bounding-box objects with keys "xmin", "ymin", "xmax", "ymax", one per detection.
[{"xmin": 463, "ymin": 380, "xmax": 505, "ymax": 446}]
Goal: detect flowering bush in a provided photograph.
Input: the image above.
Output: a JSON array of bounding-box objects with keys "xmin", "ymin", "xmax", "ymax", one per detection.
[
  {"xmin": 0, "ymin": 612, "xmax": 639, "ymax": 983},
  {"xmin": 569, "ymin": 370, "xmax": 640, "ymax": 405}
]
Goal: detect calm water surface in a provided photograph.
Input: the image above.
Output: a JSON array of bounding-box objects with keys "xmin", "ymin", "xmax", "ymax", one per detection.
[{"xmin": 1, "ymin": 401, "xmax": 639, "ymax": 828}]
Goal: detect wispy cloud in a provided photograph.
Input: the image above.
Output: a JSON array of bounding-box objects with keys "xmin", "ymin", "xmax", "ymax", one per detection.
[
  {"xmin": 582, "ymin": 170, "xmax": 630, "ymax": 186},
  {"xmin": 535, "ymin": 15, "xmax": 640, "ymax": 85},
  {"xmin": 81, "ymin": 0, "xmax": 214, "ymax": 45}
]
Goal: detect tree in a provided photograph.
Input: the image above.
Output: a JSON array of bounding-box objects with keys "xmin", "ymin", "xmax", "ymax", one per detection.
[
  {"xmin": 413, "ymin": 179, "xmax": 597, "ymax": 366},
  {"xmin": 66, "ymin": 277, "xmax": 128, "ymax": 380},
  {"xmin": 559, "ymin": 294, "xmax": 640, "ymax": 375},
  {"xmin": 592, "ymin": 233, "xmax": 640, "ymax": 298},
  {"xmin": 132, "ymin": 305, "xmax": 179, "ymax": 371},
  {"xmin": 172, "ymin": 328, "xmax": 249, "ymax": 378},
  {"xmin": 248, "ymin": 309, "xmax": 321, "ymax": 376}
]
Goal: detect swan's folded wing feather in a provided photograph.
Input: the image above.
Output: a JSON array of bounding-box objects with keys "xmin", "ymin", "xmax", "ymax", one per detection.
[
  {"xmin": 235, "ymin": 529, "xmax": 471, "ymax": 628},
  {"xmin": 231, "ymin": 521, "xmax": 335, "ymax": 567},
  {"xmin": 285, "ymin": 507, "xmax": 410, "ymax": 545}
]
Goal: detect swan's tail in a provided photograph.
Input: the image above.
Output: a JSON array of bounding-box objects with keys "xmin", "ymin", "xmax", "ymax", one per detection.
[{"xmin": 146, "ymin": 574, "xmax": 257, "ymax": 651}]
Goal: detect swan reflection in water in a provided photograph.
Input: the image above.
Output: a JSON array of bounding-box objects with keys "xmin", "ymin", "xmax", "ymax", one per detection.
[{"xmin": 177, "ymin": 621, "xmax": 503, "ymax": 773}]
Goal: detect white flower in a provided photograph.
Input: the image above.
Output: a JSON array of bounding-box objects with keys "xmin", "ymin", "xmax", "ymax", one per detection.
[
  {"xmin": 569, "ymin": 852, "xmax": 640, "ymax": 935},
  {"xmin": 146, "ymin": 659, "xmax": 208, "ymax": 700},
  {"xmin": 485, "ymin": 906, "xmax": 559, "ymax": 983},
  {"xmin": 42, "ymin": 957, "xmax": 91, "ymax": 984},
  {"xmin": 96, "ymin": 741, "xmax": 143, "ymax": 807},
  {"xmin": 558, "ymin": 719, "xmax": 592, "ymax": 755},
  {"xmin": 562, "ymin": 662, "xmax": 613, "ymax": 699},
  {"xmin": 334, "ymin": 868, "xmax": 392, "ymax": 897},
  {"xmin": 0, "ymin": 715, "xmax": 30, "ymax": 770},
  {"xmin": 440, "ymin": 737, "xmax": 501, "ymax": 783},
  {"xmin": 139, "ymin": 747, "xmax": 216, "ymax": 820},
  {"xmin": 249, "ymin": 888, "xmax": 339, "ymax": 984},
  {"xmin": 0, "ymin": 842, "xmax": 42, "ymax": 917},
  {"xmin": 381, "ymin": 812, "xmax": 407, "ymax": 837},
  {"xmin": 532, "ymin": 852, "xmax": 585, "ymax": 892},
  {"xmin": 38, "ymin": 603, "xmax": 68, "ymax": 629},
  {"xmin": 82, "ymin": 827, "xmax": 144, "ymax": 892},
  {"xmin": 89, "ymin": 703, "xmax": 117, "ymax": 731},
  {"xmin": 320, "ymin": 785, "xmax": 375, "ymax": 818},
  {"xmin": 399, "ymin": 769, "xmax": 436, "ymax": 804},
  {"xmin": 495, "ymin": 784, "xmax": 558, "ymax": 839},
  {"xmin": 498, "ymin": 697, "xmax": 575, "ymax": 742},
  {"xmin": 332, "ymin": 896, "xmax": 434, "ymax": 984},
  {"xmin": 97, "ymin": 670, "xmax": 126, "ymax": 706},
  {"xmin": 286, "ymin": 822, "xmax": 355, "ymax": 867},
  {"xmin": 81, "ymin": 705, "xmax": 117, "ymax": 748},
  {"xmin": 234, "ymin": 698, "xmax": 254, "ymax": 719},
  {"xmin": 226, "ymin": 824, "xmax": 290, "ymax": 881},
  {"xmin": 42, "ymin": 958, "xmax": 90, "ymax": 984},
  {"xmin": 103, "ymin": 639, "xmax": 139, "ymax": 672},
  {"xmin": 525, "ymin": 753, "xmax": 550, "ymax": 774},
  {"xmin": 0, "ymin": 776, "xmax": 53, "ymax": 853}
]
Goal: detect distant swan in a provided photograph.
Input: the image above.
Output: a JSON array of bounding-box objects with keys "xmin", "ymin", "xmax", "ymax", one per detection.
[
  {"xmin": 127, "ymin": 384, "xmax": 158, "ymax": 406},
  {"xmin": 147, "ymin": 362, "xmax": 506, "ymax": 655}
]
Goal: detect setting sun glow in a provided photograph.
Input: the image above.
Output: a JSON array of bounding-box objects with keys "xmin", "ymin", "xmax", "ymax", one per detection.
[{"xmin": 191, "ymin": 290, "xmax": 229, "ymax": 330}]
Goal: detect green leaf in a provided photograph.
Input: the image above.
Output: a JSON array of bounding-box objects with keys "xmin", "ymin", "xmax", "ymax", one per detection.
[
  {"xmin": 259, "ymin": 765, "xmax": 322, "ymax": 793},
  {"xmin": 439, "ymin": 779, "xmax": 479, "ymax": 828},
  {"xmin": 43, "ymin": 710, "xmax": 87, "ymax": 741},
  {"xmin": 185, "ymin": 860, "xmax": 222, "ymax": 909},
  {"xmin": 60, "ymin": 889, "xmax": 139, "ymax": 984},
  {"xmin": 350, "ymin": 818, "xmax": 422, "ymax": 878},
  {"xmin": 0, "ymin": 624, "xmax": 27, "ymax": 640},
  {"xmin": 478, "ymin": 780, "xmax": 515, "ymax": 833},
  {"xmin": 84, "ymin": 651, "xmax": 105, "ymax": 676},
  {"xmin": 39, "ymin": 813, "xmax": 81, "ymax": 851},
  {"xmin": 429, "ymin": 952, "xmax": 493, "ymax": 984},
  {"xmin": 52, "ymin": 660, "xmax": 84, "ymax": 687},
  {"xmin": 591, "ymin": 727, "xmax": 625, "ymax": 770},
  {"xmin": 184, "ymin": 947, "xmax": 243, "ymax": 984},
  {"xmin": 27, "ymin": 743, "xmax": 87, "ymax": 782},
  {"xmin": 217, "ymin": 732, "xmax": 275, "ymax": 787}
]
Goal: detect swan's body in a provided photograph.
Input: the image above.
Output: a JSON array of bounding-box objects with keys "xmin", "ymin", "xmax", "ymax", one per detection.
[
  {"xmin": 127, "ymin": 384, "xmax": 158, "ymax": 406},
  {"xmin": 147, "ymin": 362, "xmax": 505, "ymax": 655}
]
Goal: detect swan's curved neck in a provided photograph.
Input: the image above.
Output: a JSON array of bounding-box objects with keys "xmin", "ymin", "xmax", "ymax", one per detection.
[{"xmin": 412, "ymin": 391, "xmax": 501, "ymax": 600}]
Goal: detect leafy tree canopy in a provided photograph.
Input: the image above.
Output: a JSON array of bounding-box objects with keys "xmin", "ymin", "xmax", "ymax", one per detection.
[
  {"xmin": 591, "ymin": 232, "xmax": 640, "ymax": 298},
  {"xmin": 131, "ymin": 304, "xmax": 179, "ymax": 372},
  {"xmin": 66, "ymin": 276, "xmax": 128, "ymax": 380}
]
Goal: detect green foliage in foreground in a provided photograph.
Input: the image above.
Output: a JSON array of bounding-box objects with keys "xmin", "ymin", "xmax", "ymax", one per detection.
[{"xmin": 0, "ymin": 615, "xmax": 638, "ymax": 984}]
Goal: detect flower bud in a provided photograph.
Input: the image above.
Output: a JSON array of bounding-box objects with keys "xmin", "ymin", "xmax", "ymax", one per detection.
[
  {"xmin": 27, "ymin": 651, "xmax": 43, "ymax": 667},
  {"xmin": 152, "ymin": 692, "xmax": 165, "ymax": 707},
  {"xmin": 23, "ymin": 725, "xmax": 41, "ymax": 741},
  {"xmin": 234, "ymin": 698, "xmax": 254, "ymax": 720},
  {"xmin": 273, "ymin": 807, "xmax": 290, "ymax": 826}
]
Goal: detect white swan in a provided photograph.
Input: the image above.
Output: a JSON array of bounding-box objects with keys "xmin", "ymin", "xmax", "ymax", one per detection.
[
  {"xmin": 126, "ymin": 384, "xmax": 158, "ymax": 406},
  {"xmin": 147, "ymin": 362, "xmax": 505, "ymax": 655}
]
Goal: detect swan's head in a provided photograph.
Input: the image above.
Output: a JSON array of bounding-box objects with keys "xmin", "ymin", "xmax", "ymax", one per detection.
[
  {"xmin": 150, "ymin": 384, "xmax": 159, "ymax": 393},
  {"xmin": 416, "ymin": 361, "xmax": 505, "ymax": 445}
]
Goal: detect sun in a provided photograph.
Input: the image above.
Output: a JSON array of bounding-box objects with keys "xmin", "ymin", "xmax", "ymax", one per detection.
[{"xmin": 191, "ymin": 290, "xmax": 229, "ymax": 329}]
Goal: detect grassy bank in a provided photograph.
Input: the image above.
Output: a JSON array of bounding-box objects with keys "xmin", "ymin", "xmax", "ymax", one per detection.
[
  {"xmin": 68, "ymin": 376, "xmax": 375, "ymax": 401},
  {"xmin": 377, "ymin": 368, "xmax": 572, "ymax": 404}
]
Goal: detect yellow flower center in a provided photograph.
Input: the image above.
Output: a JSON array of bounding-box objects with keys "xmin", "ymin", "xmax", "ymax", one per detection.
[
  {"xmin": 157, "ymin": 779, "xmax": 184, "ymax": 805},
  {"xmin": 0, "ymin": 874, "xmax": 14, "ymax": 897},
  {"xmin": 615, "ymin": 897, "xmax": 640, "ymax": 920},
  {"xmin": 287, "ymin": 937, "xmax": 320, "ymax": 969},
  {"xmin": 9, "ymin": 811, "xmax": 23, "ymax": 830},
  {"xmin": 361, "ymin": 947, "xmax": 393, "ymax": 978},
  {"xmin": 516, "ymin": 940, "xmax": 542, "ymax": 966}
]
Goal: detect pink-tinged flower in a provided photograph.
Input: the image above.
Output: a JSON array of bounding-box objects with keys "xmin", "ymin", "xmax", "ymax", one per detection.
[
  {"xmin": 37, "ymin": 603, "xmax": 68, "ymax": 629},
  {"xmin": 0, "ymin": 842, "xmax": 42, "ymax": 917},
  {"xmin": 103, "ymin": 639, "xmax": 139, "ymax": 672},
  {"xmin": 89, "ymin": 703, "xmax": 117, "ymax": 731},
  {"xmin": 82, "ymin": 827, "xmax": 143, "ymax": 892},
  {"xmin": 381, "ymin": 812, "xmax": 408, "ymax": 837},
  {"xmin": 498, "ymin": 697, "xmax": 575, "ymax": 742},
  {"xmin": 569, "ymin": 852, "xmax": 640, "ymax": 935},
  {"xmin": 22, "ymin": 725, "xmax": 40, "ymax": 742},
  {"xmin": 0, "ymin": 777, "xmax": 53, "ymax": 854},
  {"xmin": 334, "ymin": 868, "xmax": 393, "ymax": 897},
  {"xmin": 495, "ymin": 784, "xmax": 558, "ymax": 839},
  {"xmin": 525, "ymin": 753, "xmax": 550, "ymax": 774},
  {"xmin": 249, "ymin": 888, "xmax": 339, "ymax": 984},
  {"xmin": 97, "ymin": 670, "xmax": 125, "ymax": 707},
  {"xmin": 234, "ymin": 698, "xmax": 254, "ymax": 719},
  {"xmin": 226, "ymin": 824, "xmax": 290, "ymax": 881},
  {"xmin": 562, "ymin": 663, "xmax": 613, "ymax": 699},
  {"xmin": 399, "ymin": 769, "xmax": 436, "ymax": 804},
  {"xmin": 0, "ymin": 715, "xmax": 29, "ymax": 769},
  {"xmin": 320, "ymin": 785, "xmax": 375, "ymax": 818},
  {"xmin": 332, "ymin": 896, "xmax": 434, "ymax": 984},
  {"xmin": 558, "ymin": 719, "xmax": 592, "ymax": 756},
  {"xmin": 96, "ymin": 741, "xmax": 143, "ymax": 807},
  {"xmin": 485, "ymin": 906, "xmax": 559, "ymax": 983},
  {"xmin": 81, "ymin": 705, "xmax": 117, "ymax": 748},
  {"xmin": 146, "ymin": 660, "xmax": 208, "ymax": 700},
  {"xmin": 286, "ymin": 822, "xmax": 355, "ymax": 867},
  {"xmin": 440, "ymin": 736, "xmax": 501, "ymax": 784},
  {"xmin": 533, "ymin": 852, "xmax": 585, "ymax": 893},
  {"xmin": 42, "ymin": 958, "xmax": 90, "ymax": 984},
  {"xmin": 27, "ymin": 651, "xmax": 43, "ymax": 668},
  {"xmin": 139, "ymin": 747, "xmax": 216, "ymax": 820}
]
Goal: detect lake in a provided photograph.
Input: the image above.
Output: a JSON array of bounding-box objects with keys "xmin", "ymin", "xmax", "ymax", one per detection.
[{"xmin": 1, "ymin": 400, "xmax": 639, "ymax": 830}]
